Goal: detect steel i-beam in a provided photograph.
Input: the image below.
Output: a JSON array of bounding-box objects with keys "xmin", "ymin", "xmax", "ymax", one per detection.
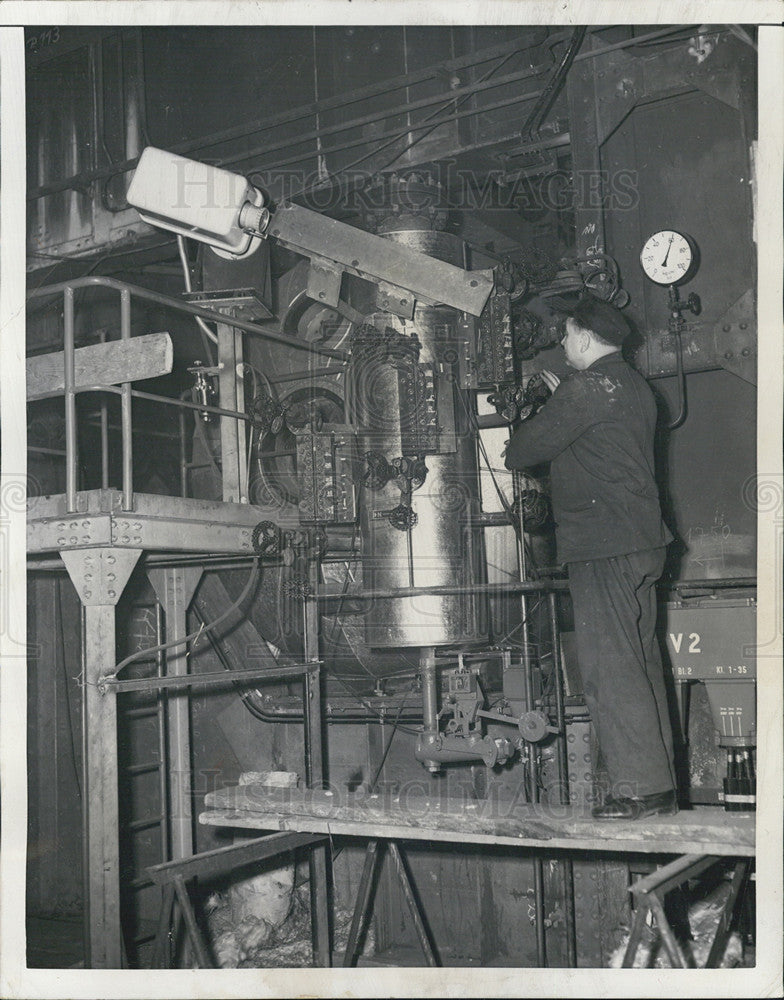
[{"xmin": 61, "ymin": 547, "xmax": 142, "ymax": 968}]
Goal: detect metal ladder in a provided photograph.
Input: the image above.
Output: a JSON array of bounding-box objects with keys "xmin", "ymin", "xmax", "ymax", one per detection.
[{"xmin": 116, "ymin": 599, "xmax": 170, "ymax": 968}]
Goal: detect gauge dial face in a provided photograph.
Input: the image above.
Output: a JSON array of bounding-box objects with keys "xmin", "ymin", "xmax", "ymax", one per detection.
[{"xmin": 639, "ymin": 230, "xmax": 696, "ymax": 285}]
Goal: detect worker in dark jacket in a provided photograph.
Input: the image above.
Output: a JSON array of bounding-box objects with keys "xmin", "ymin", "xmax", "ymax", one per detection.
[{"xmin": 505, "ymin": 294, "xmax": 677, "ymax": 820}]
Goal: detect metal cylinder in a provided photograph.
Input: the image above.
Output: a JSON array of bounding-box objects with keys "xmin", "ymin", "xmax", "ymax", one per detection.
[
  {"xmin": 418, "ymin": 647, "xmax": 441, "ymax": 772},
  {"xmin": 352, "ymin": 227, "xmax": 487, "ymax": 648}
]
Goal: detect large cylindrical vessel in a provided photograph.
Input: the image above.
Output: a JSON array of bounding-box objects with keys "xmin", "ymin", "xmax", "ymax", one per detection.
[{"xmin": 352, "ymin": 226, "xmax": 488, "ymax": 648}]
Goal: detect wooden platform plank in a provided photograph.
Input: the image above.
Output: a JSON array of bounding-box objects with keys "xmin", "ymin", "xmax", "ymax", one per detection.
[
  {"xmin": 27, "ymin": 333, "xmax": 173, "ymax": 400},
  {"xmin": 199, "ymin": 784, "xmax": 755, "ymax": 857}
]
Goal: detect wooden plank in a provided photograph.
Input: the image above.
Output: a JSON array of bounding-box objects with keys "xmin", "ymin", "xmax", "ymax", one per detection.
[
  {"xmin": 199, "ymin": 784, "xmax": 755, "ymax": 857},
  {"xmin": 147, "ymin": 831, "xmax": 326, "ymax": 884},
  {"xmin": 200, "ymin": 809, "xmax": 755, "ymax": 858},
  {"xmin": 26, "ymin": 332, "xmax": 173, "ymax": 400}
]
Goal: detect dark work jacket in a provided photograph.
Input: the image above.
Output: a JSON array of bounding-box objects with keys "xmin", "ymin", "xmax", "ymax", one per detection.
[{"xmin": 505, "ymin": 352, "xmax": 673, "ymax": 563}]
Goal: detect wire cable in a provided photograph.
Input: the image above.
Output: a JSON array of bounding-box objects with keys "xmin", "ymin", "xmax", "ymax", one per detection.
[
  {"xmin": 368, "ymin": 687, "xmax": 412, "ymax": 791},
  {"xmin": 108, "ymin": 554, "xmax": 261, "ymax": 681}
]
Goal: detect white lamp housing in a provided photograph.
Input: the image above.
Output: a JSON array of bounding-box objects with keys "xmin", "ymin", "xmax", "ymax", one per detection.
[{"xmin": 127, "ymin": 146, "xmax": 265, "ymax": 257}]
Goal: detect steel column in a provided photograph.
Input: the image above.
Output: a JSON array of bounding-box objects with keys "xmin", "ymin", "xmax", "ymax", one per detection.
[
  {"xmin": 147, "ymin": 566, "xmax": 204, "ymax": 863},
  {"xmin": 61, "ymin": 547, "xmax": 142, "ymax": 968}
]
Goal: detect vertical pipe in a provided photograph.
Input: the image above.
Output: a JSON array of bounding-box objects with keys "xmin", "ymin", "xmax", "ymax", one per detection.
[
  {"xmin": 419, "ymin": 646, "xmax": 440, "ymax": 772},
  {"xmin": 99, "ymin": 330, "xmax": 110, "ymax": 490},
  {"xmin": 549, "ymin": 590, "xmax": 577, "ymax": 968},
  {"xmin": 549, "ymin": 591, "xmax": 569, "ymax": 798},
  {"xmin": 178, "ymin": 409, "xmax": 188, "ymax": 498},
  {"xmin": 303, "ymin": 551, "xmax": 331, "ymax": 968},
  {"xmin": 155, "ymin": 602, "xmax": 169, "ymax": 864},
  {"xmin": 120, "ymin": 288, "xmax": 133, "ymax": 510},
  {"xmin": 512, "ymin": 470, "xmax": 546, "ymax": 966},
  {"xmin": 64, "ymin": 287, "xmax": 78, "ymax": 512}
]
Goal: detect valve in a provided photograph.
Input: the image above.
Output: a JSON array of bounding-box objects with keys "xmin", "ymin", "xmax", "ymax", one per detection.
[
  {"xmin": 518, "ymin": 710, "xmax": 558, "ymax": 743},
  {"xmin": 386, "ymin": 503, "xmax": 418, "ymax": 532},
  {"xmin": 187, "ymin": 361, "xmax": 218, "ymax": 421},
  {"xmin": 511, "ymin": 489, "xmax": 551, "ymax": 532},
  {"xmin": 392, "ymin": 455, "xmax": 429, "ymax": 492},
  {"xmin": 252, "ymin": 520, "xmax": 283, "ymax": 558},
  {"xmin": 250, "ymin": 391, "xmax": 284, "ymax": 435},
  {"xmin": 361, "ymin": 451, "xmax": 395, "ymax": 491}
]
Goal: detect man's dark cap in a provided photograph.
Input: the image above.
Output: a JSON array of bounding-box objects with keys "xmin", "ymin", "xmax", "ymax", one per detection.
[{"xmin": 548, "ymin": 292, "xmax": 630, "ymax": 346}]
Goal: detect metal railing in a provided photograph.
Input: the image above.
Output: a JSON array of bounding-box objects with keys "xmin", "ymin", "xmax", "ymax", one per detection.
[{"xmin": 27, "ymin": 275, "xmax": 347, "ymax": 514}]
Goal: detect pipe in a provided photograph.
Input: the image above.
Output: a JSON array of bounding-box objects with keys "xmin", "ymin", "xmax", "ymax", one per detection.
[
  {"xmin": 178, "ymin": 408, "xmax": 188, "ymax": 497},
  {"xmin": 28, "ymin": 277, "xmax": 349, "ymax": 361},
  {"xmin": 521, "ymin": 27, "xmax": 586, "ymax": 140},
  {"xmin": 418, "ymin": 647, "xmax": 440, "ymax": 773},
  {"xmin": 105, "ymin": 662, "xmax": 317, "ymax": 695},
  {"xmin": 120, "ymin": 288, "xmax": 134, "ymax": 510},
  {"xmin": 79, "ymin": 382, "xmax": 253, "ymax": 423},
  {"xmin": 155, "ymin": 602, "xmax": 170, "ymax": 864},
  {"xmin": 274, "ymin": 84, "xmax": 547, "ymax": 176},
  {"xmin": 665, "ymin": 330, "xmax": 687, "ymax": 430},
  {"xmin": 270, "ymin": 367, "xmax": 347, "ymax": 384},
  {"xmin": 28, "ymin": 34, "xmax": 539, "ymax": 202},
  {"xmin": 99, "ymin": 330, "xmax": 110, "ymax": 490},
  {"xmin": 177, "ymin": 234, "xmax": 218, "ymax": 350},
  {"xmin": 317, "ymin": 579, "xmax": 569, "ymax": 605},
  {"xmin": 512, "ymin": 469, "xmax": 546, "ymax": 968},
  {"xmin": 549, "ymin": 590, "xmax": 577, "ymax": 968},
  {"xmin": 64, "ymin": 286, "xmax": 77, "ymax": 513},
  {"xmin": 228, "ymin": 64, "xmax": 551, "ymax": 171}
]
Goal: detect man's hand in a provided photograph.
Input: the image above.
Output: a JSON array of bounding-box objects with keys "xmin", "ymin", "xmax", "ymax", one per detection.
[{"xmin": 541, "ymin": 370, "xmax": 561, "ymax": 393}]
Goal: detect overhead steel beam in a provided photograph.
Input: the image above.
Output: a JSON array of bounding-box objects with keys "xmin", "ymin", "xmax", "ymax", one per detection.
[{"xmin": 268, "ymin": 202, "xmax": 493, "ymax": 317}]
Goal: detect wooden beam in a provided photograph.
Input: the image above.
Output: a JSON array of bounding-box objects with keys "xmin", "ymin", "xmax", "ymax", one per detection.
[
  {"xmin": 26, "ymin": 332, "xmax": 173, "ymax": 400},
  {"xmin": 200, "ymin": 785, "xmax": 756, "ymax": 857}
]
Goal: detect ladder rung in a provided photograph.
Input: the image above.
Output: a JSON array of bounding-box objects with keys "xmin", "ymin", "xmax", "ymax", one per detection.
[
  {"xmin": 128, "ymin": 816, "xmax": 164, "ymax": 832},
  {"xmin": 129, "ymin": 875, "xmax": 155, "ymax": 890},
  {"xmin": 124, "ymin": 706, "xmax": 160, "ymax": 719},
  {"xmin": 124, "ymin": 762, "xmax": 161, "ymax": 776}
]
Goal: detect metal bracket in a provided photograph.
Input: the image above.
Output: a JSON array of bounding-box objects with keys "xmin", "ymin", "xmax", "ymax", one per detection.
[
  {"xmin": 267, "ymin": 201, "xmax": 493, "ymax": 316},
  {"xmin": 307, "ymin": 257, "xmax": 344, "ymax": 309},
  {"xmin": 61, "ymin": 547, "xmax": 141, "ymax": 606},
  {"xmin": 592, "ymin": 37, "xmax": 747, "ymax": 147},
  {"xmin": 147, "ymin": 565, "xmax": 204, "ymax": 615},
  {"xmin": 713, "ymin": 288, "xmax": 756, "ymax": 384},
  {"xmin": 376, "ymin": 280, "xmax": 416, "ymax": 320}
]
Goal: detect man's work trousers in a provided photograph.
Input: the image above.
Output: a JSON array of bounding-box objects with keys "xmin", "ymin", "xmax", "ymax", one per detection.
[{"xmin": 567, "ymin": 547, "xmax": 676, "ymax": 800}]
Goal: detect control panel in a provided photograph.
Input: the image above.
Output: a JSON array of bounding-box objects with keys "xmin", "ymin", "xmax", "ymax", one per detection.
[{"xmin": 296, "ymin": 425, "xmax": 357, "ymax": 525}]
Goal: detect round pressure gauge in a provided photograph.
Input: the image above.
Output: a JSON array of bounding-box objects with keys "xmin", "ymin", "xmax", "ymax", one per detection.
[{"xmin": 639, "ymin": 230, "xmax": 698, "ymax": 286}]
